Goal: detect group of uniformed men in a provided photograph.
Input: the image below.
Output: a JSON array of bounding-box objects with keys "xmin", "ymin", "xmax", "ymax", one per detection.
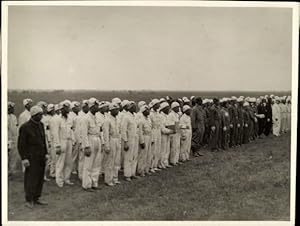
[{"xmin": 7, "ymin": 94, "xmax": 291, "ymax": 207}]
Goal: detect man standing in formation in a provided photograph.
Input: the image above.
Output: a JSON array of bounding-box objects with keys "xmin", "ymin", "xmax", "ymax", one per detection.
[{"xmin": 10, "ymin": 94, "xmax": 291, "ymax": 208}]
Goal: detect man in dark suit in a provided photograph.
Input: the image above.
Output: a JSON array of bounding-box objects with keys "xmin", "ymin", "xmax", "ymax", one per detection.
[{"xmin": 18, "ymin": 105, "xmax": 49, "ymax": 209}]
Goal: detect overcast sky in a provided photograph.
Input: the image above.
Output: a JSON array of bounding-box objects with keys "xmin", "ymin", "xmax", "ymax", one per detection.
[{"xmin": 7, "ymin": 6, "xmax": 293, "ymax": 91}]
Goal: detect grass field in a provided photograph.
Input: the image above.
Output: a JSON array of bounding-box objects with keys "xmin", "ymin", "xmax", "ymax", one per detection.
[
  {"xmin": 8, "ymin": 90, "xmax": 291, "ymax": 116},
  {"xmin": 7, "ymin": 132, "xmax": 290, "ymax": 221}
]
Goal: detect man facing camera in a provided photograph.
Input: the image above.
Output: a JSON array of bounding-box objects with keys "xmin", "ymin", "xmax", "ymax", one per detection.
[{"xmin": 18, "ymin": 106, "xmax": 49, "ymax": 209}]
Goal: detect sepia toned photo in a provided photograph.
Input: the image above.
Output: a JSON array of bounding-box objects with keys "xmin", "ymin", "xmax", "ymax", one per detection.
[{"xmin": 1, "ymin": 1, "xmax": 298, "ymax": 225}]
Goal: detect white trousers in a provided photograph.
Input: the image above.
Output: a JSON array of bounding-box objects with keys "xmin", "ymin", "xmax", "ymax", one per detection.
[
  {"xmin": 82, "ymin": 136, "xmax": 102, "ymax": 189},
  {"xmin": 55, "ymin": 139, "xmax": 73, "ymax": 186}
]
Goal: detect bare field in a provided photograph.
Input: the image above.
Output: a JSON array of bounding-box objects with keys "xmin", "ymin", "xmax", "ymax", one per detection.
[{"xmin": 7, "ymin": 132, "xmax": 291, "ymax": 221}]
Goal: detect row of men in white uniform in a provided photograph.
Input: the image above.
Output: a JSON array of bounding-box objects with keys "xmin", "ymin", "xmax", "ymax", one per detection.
[{"xmin": 9, "ymin": 97, "xmax": 192, "ymax": 191}]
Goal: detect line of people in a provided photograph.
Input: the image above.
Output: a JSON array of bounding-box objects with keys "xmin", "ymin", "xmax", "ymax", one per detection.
[{"xmin": 7, "ymin": 94, "xmax": 291, "ymax": 206}]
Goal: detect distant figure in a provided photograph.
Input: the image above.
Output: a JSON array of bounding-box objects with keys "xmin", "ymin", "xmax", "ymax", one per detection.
[
  {"xmin": 264, "ymin": 98, "xmax": 273, "ymax": 136},
  {"xmin": 272, "ymin": 97, "xmax": 281, "ymax": 137},
  {"xmin": 18, "ymin": 106, "xmax": 49, "ymax": 209},
  {"xmin": 8, "ymin": 102, "xmax": 18, "ymax": 176}
]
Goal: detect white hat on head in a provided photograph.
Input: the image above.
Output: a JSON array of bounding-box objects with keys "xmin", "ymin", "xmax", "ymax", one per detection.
[
  {"xmin": 112, "ymin": 97, "xmax": 121, "ymax": 105},
  {"xmin": 160, "ymin": 102, "xmax": 169, "ymax": 110},
  {"xmin": 171, "ymin": 101, "xmax": 180, "ymax": 109},
  {"xmin": 151, "ymin": 99, "xmax": 160, "ymax": 106},
  {"xmin": 82, "ymin": 100, "xmax": 89, "ymax": 106},
  {"xmin": 182, "ymin": 97, "xmax": 190, "ymax": 103},
  {"xmin": 60, "ymin": 100, "xmax": 71, "ymax": 108},
  {"xmin": 54, "ymin": 104, "xmax": 62, "ymax": 111},
  {"xmin": 237, "ymin": 98, "xmax": 243, "ymax": 103},
  {"xmin": 99, "ymin": 101, "xmax": 109, "ymax": 109},
  {"xmin": 140, "ymin": 105, "xmax": 149, "ymax": 113},
  {"xmin": 182, "ymin": 105, "xmax": 191, "ymax": 113},
  {"xmin": 138, "ymin": 101, "xmax": 146, "ymax": 109},
  {"xmin": 243, "ymin": 102, "xmax": 250, "ymax": 107},
  {"xmin": 8, "ymin": 101, "xmax": 15, "ymax": 108},
  {"xmin": 190, "ymin": 96, "xmax": 195, "ymax": 100},
  {"xmin": 71, "ymin": 101, "xmax": 80, "ymax": 109},
  {"xmin": 203, "ymin": 99, "xmax": 208, "ymax": 104},
  {"xmin": 121, "ymin": 100, "xmax": 130, "ymax": 108},
  {"xmin": 88, "ymin": 97, "xmax": 99, "ymax": 108},
  {"xmin": 37, "ymin": 101, "xmax": 47, "ymax": 108},
  {"xmin": 47, "ymin": 104, "xmax": 55, "ymax": 112},
  {"xmin": 160, "ymin": 98, "xmax": 166, "ymax": 103},
  {"xmin": 30, "ymin": 105, "xmax": 43, "ymax": 116},
  {"xmin": 109, "ymin": 103, "xmax": 119, "ymax": 111},
  {"xmin": 23, "ymin": 98, "xmax": 33, "ymax": 106},
  {"xmin": 231, "ymin": 96, "xmax": 237, "ymax": 100}
]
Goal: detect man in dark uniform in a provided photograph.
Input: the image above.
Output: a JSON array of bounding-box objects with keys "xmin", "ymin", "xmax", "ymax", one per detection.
[
  {"xmin": 257, "ymin": 98, "xmax": 267, "ymax": 138},
  {"xmin": 228, "ymin": 97, "xmax": 238, "ymax": 148},
  {"xmin": 220, "ymin": 99, "xmax": 230, "ymax": 150},
  {"xmin": 243, "ymin": 102, "xmax": 250, "ymax": 144},
  {"xmin": 264, "ymin": 98, "xmax": 273, "ymax": 136},
  {"xmin": 236, "ymin": 98, "xmax": 244, "ymax": 146},
  {"xmin": 191, "ymin": 97, "xmax": 206, "ymax": 156},
  {"xmin": 208, "ymin": 98, "xmax": 221, "ymax": 151},
  {"xmin": 18, "ymin": 105, "xmax": 49, "ymax": 209}
]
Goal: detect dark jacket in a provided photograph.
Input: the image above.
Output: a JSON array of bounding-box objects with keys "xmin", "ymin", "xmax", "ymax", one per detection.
[{"xmin": 18, "ymin": 119, "xmax": 48, "ymax": 160}]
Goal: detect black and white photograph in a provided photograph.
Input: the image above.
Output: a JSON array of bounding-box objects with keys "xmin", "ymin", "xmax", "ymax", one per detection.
[{"xmin": 1, "ymin": 1, "xmax": 298, "ymax": 225}]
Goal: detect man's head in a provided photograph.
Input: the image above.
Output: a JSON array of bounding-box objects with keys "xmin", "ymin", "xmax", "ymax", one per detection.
[
  {"xmin": 140, "ymin": 105, "xmax": 150, "ymax": 117},
  {"xmin": 213, "ymin": 98, "xmax": 219, "ymax": 106},
  {"xmin": 151, "ymin": 99, "xmax": 160, "ymax": 111},
  {"xmin": 171, "ymin": 101, "xmax": 180, "ymax": 113},
  {"xmin": 30, "ymin": 105, "xmax": 43, "ymax": 122},
  {"xmin": 195, "ymin": 97, "xmax": 203, "ymax": 106},
  {"xmin": 37, "ymin": 101, "xmax": 48, "ymax": 115},
  {"xmin": 88, "ymin": 98, "xmax": 99, "ymax": 115},
  {"xmin": 99, "ymin": 101, "xmax": 109, "ymax": 114},
  {"xmin": 160, "ymin": 102, "xmax": 170, "ymax": 114},
  {"xmin": 23, "ymin": 98, "xmax": 33, "ymax": 111},
  {"xmin": 8, "ymin": 102, "xmax": 15, "ymax": 114},
  {"xmin": 60, "ymin": 101, "xmax": 71, "ymax": 116},
  {"xmin": 128, "ymin": 101, "xmax": 137, "ymax": 114},
  {"xmin": 182, "ymin": 105, "xmax": 191, "ymax": 116},
  {"xmin": 47, "ymin": 104, "xmax": 55, "ymax": 116},
  {"xmin": 71, "ymin": 101, "xmax": 80, "ymax": 114},
  {"xmin": 109, "ymin": 103, "xmax": 119, "ymax": 117},
  {"xmin": 82, "ymin": 100, "xmax": 89, "ymax": 113}
]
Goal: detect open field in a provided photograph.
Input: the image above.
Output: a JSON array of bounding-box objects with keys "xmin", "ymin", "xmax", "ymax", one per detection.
[
  {"xmin": 7, "ymin": 132, "xmax": 290, "ymax": 221},
  {"xmin": 8, "ymin": 90, "xmax": 291, "ymax": 116}
]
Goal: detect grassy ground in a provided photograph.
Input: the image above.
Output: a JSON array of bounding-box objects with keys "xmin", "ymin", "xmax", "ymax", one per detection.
[{"xmin": 7, "ymin": 132, "xmax": 290, "ymax": 221}]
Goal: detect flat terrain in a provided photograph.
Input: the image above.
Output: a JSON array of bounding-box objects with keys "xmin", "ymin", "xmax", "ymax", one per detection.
[{"xmin": 7, "ymin": 132, "xmax": 290, "ymax": 221}]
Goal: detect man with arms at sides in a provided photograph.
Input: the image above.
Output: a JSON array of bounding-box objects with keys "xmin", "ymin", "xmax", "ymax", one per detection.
[{"xmin": 18, "ymin": 106, "xmax": 49, "ymax": 208}]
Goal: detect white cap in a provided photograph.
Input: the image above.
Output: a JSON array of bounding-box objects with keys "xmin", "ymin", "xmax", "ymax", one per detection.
[
  {"xmin": 160, "ymin": 102, "xmax": 169, "ymax": 110},
  {"xmin": 140, "ymin": 105, "xmax": 149, "ymax": 113},
  {"xmin": 88, "ymin": 98, "xmax": 99, "ymax": 108},
  {"xmin": 171, "ymin": 101, "xmax": 180, "ymax": 109},
  {"xmin": 71, "ymin": 101, "xmax": 80, "ymax": 109},
  {"xmin": 23, "ymin": 98, "xmax": 33, "ymax": 106},
  {"xmin": 47, "ymin": 104, "xmax": 55, "ymax": 112},
  {"xmin": 138, "ymin": 101, "xmax": 146, "ymax": 109},
  {"xmin": 182, "ymin": 97, "xmax": 190, "ymax": 103},
  {"xmin": 8, "ymin": 101, "xmax": 15, "ymax": 108},
  {"xmin": 60, "ymin": 100, "xmax": 71, "ymax": 108},
  {"xmin": 190, "ymin": 96, "xmax": 195, "ymax": 100},
  {"xmin": 82, "ymin": 100, "xmax": 89, "ymax": 106},
  {"xmin": 151, "ymin": 99, "xmax": 160, "ymax": 106},
  {"xmin": 231, "ymin": 96, "xmax": 237, "ymax": 100},
  {"xmin": 243, "ymin": 102, "xmax": 250, "ymax": 107},
  {"xmin": 112, "ymin": 97, "xmax": 121, "ymax": 105},
  {"xmin": 160, "ymin": 98, "xmax": 166, "ymax": 103},
  {"xmin": 99, "ymin": 101, "xmax": 109, "ymax": 109},
  {"xmin": 121, "ymin": 100, "xmax": 130, "ymax": 108},
  {"xmin": 182, "ymin": 105, "xmax": 191, "ymax": 113},
  {"xmin": 54, "ymin": 104, "xmax": 62, "ymax": 111},
  {"xmin": 237, "ymin": 98, "xmax": 243, "ymax": 103},
  {"xmin": 37, "ymin": 101, "xmax": 47, "ymax": 108},
  {"xmin": 30, "ymin": 105, "xmax": 43, "ymax": 116},
  {"xmin": 109, "ymin": 103, "xmax": 119, "ymax": 111}
]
